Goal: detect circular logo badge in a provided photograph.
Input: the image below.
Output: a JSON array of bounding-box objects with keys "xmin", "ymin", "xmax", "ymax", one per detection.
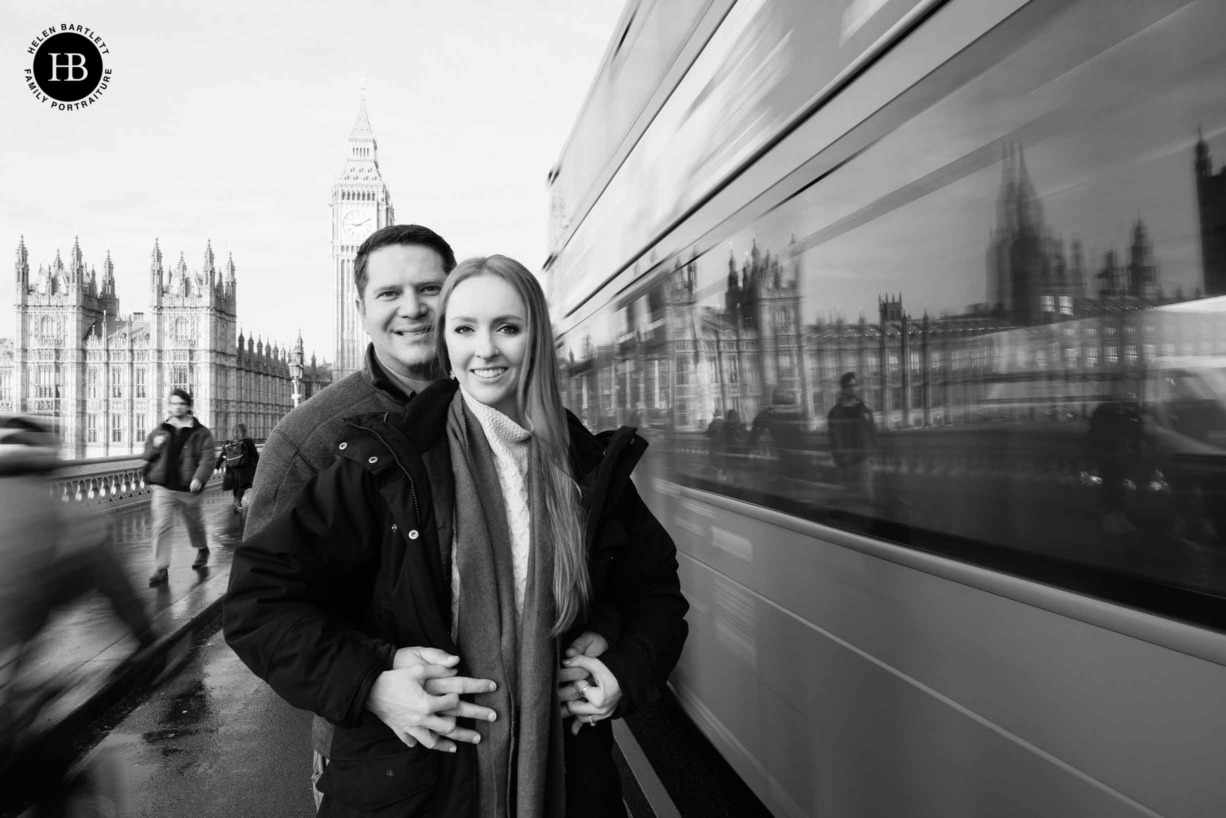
[{"xmin": 32, "ymin": 32, "xmax": 104, "ymax": 102}]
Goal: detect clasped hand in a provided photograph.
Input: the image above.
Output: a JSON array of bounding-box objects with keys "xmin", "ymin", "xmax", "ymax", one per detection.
[
  {"xmin": 365, "ymin": 647, "xmax": 497, "ymax": 753},
  {"xmin": 556, "ymin": 631, "xmax": 622, "ymax": 736},
  {"xmin": 369, "ymin": 633, "xmax": 623, "ymax": 752}
]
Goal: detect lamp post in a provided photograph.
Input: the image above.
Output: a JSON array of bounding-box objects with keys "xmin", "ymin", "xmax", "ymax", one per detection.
[{"xmin": 290, "ymin": 332, "xmax": 305, "ymax": 408}]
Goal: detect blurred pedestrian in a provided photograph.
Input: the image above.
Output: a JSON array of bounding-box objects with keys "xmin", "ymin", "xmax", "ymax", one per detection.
[
  {"xmin": 141, "ymin": 388, "xmax": 215, "ymax": 585},
  {"xmin": 216, "ymin": 422, "xmax": 259, "ymax": 513},
  {"xmin": 721, "ymin": 408, "xmax": 748, "ymax": 485},
  {"xmin": 1, "ymin": 414, "xmax": 155, "ymax": 808},
  {"xmin": 751, "ymin": 388, "xmax": 806, "ymax": 493},
  {"xmin": 1085, "ymin": 388, "xmax": 1145, "ymax": 536},
  {"xmin": 827, "ymin": 372, "xmax": 876, "ymax": 509},
  {"xmin": 704, "ymin": 409, "xmax": 725, "ymax": 477}
]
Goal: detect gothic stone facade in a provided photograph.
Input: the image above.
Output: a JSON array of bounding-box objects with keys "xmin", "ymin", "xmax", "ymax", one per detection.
[{"xmin": 1, "ymin": 237, "xmax": 329, "ymax": 457}]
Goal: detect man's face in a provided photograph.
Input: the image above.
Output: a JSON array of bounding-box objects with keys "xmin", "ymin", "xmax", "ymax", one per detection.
[
  {"xmin": 841, "ymin": 378, "xmax": 857, "ymax": 399},
  {"xmin": 168, "ymin": 395, "xmax": 190, "ymax": 418},
  {"xmin": 356, "ymin": 244, "xmax": 448, "ymax": 380}
]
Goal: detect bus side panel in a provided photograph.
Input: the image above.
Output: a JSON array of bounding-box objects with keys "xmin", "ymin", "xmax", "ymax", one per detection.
[{"xmin": 650, "ymin": 485, "xmax": 1226, "ymax": 818}]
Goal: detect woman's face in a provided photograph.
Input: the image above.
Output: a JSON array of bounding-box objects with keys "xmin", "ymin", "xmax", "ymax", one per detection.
[{"xmin": 444, "ymin": 274, "xmax": 529, "ymax": 424}]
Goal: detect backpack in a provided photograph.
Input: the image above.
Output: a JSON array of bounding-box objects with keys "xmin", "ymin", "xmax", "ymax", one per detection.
[{"xmin": 223, "ymin": 440, "xmax": 248, "ymax": 469}]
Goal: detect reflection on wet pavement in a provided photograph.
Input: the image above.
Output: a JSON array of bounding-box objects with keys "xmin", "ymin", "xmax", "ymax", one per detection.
[{"xmin": 18, "ymin": 490, "xmax": 244, "ymax": 694}]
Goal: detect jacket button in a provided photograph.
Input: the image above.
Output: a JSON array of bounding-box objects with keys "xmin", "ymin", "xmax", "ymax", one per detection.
[
  {"xmin": 338, "ymin": 442, "xmax": 348, "ymax": 450},
  {"xmin": 368, "ymin": 456, "xmax": 378, "ymax": 464},
  {"xmin": 408, "ymin": 529, "xmax": 419, "ymax": 540}
]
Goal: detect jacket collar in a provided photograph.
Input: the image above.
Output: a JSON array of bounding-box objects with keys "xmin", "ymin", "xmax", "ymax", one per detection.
[
  {"xmin": 362, "ymin": 343, "xmax": 415, "ymax": 406},
  {"xmin": 161, "ymin": 415, "xmax": 201, "ymax": 431},
  {"xmin": 348, "ymin": 378, "xmax": 646, "ymax": 499}
]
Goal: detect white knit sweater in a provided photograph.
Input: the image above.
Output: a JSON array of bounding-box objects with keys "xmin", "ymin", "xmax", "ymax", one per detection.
[{"xmin": 452, "ymin": 390, "xmax": 533, "ymax": 634}]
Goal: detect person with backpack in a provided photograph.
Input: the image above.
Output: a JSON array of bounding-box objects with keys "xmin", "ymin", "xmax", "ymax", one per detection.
[{"xmin": 216, "ymin": 423, "xmax": 259, "ymax": 513}]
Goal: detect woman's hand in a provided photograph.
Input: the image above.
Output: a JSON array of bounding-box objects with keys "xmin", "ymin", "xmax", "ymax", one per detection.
[
  {"xmin": 367, "ymin": 647, "xmax": 498, "ymax": 752},
  {"xmin": 558, "ymin": 631, "xmax": 606, "ymax": 724},
  {"xmin": 560, "ymin": 653, "xmax": 622, "ymax": 736}
]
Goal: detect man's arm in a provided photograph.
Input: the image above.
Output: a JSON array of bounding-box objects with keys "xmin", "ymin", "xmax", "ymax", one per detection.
[
  {"xmin": 140, "ymin": 427, "xmax": 162, "ymax": 462},
  {"xmin": 191, "ymin": 428, "xmax": 216, "ymax": 487},
  {"xmin": 244, "ymin": 428, "xmax": 315, "ymax": 539},
  {"xmin": 224, "ymin": 462, "xmax": 395, "ymax": 727}
]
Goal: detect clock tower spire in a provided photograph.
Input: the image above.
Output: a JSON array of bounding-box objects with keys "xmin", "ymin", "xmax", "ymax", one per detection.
[{"xmin": 331, "ymin": 81, "xmax": 395, "ymax": 380}]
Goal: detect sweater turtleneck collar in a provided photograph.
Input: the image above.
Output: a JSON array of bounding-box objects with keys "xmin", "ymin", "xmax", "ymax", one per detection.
[{"xmin": 458, "ymin": 387, "xmax": 531, "ymax": 446}]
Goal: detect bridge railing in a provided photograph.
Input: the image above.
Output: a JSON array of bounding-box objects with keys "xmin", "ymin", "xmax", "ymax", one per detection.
[{"xmin": 49, "ymin": 443, "xmax": 263, "ymax": 513}]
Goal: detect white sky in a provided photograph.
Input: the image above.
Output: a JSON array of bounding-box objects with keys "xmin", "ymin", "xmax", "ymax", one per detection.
[{"xmin": 1, "ymin": 0, "xmax": 626, "ymax": 361}]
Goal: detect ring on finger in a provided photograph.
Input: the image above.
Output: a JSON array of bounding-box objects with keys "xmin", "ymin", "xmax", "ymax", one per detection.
[
  {"xmin": 575, "ymin": 680, "xmax": 590, "ymax": 697},
  {"xmin": 587, "ymin": 715, "xmax": 596, "ymax": 726}
]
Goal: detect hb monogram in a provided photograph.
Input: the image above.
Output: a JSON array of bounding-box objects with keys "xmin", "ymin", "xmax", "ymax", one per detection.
[{"xmin": 48, "ymin": 53, "xmax": 89, "ymax": 82}]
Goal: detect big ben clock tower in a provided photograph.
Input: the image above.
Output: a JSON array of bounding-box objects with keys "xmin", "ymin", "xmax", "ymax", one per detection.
[{"xmin": 331, "ymin": 88, "xmax": 394, "ymax": 380}]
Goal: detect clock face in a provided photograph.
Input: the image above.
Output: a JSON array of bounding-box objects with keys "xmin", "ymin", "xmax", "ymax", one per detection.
[{"xmin": 342, "ymin": 209, "xmax": 372, "ymax": 241}]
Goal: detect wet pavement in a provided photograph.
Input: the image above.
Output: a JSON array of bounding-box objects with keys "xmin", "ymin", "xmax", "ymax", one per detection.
[
  {"xmin": 84, "ymin": 623, "xmax": 315, "ymax": 818},
  {"xmin": 17, "ymin": 488, "xmax": 245, "ymax": 731}
]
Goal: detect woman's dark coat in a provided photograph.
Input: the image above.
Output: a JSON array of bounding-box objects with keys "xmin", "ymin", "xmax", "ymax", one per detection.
[
  {"xmin": 223, "ymin": 379, "xmax": 688, "ymax": 817},
  {"xmin": 216, "ymin": 436, "xmax": 259, "ymax": 491}
]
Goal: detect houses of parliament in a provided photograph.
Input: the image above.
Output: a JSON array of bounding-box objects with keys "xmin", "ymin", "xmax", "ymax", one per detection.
[
  {"xmin": 561, "ymin": 133, "xmax": 1226, "ymax": 434},
  {"xmin": 0, "ymin": 94, "xmax": 394, "ymax": 457},
  {"xmin": 0, "ymin": 237, "xmax": 329, "ymax": 458}
]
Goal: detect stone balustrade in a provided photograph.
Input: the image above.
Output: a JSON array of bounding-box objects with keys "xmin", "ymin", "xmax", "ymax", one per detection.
[{"xmin": 48, "ymin": 444, "xmax": 262, "ymax": 512}]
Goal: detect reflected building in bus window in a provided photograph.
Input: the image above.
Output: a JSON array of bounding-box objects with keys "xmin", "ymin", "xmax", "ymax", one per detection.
[
  {"xmin": 1196, "ymin": 129, "xmax": 1226, "ymax": 297},
  {"xmin": 561, "ymin": 134, "xmax": 1226, "ymax": 440}
]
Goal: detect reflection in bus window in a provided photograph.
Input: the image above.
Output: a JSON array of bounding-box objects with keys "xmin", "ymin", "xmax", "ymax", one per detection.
[{"xmin": 552, "ymin": 0, "xmax": 1226, "ymax": 617}]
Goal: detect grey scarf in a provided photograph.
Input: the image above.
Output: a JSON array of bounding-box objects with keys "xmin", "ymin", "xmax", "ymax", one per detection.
[{"xmin": 446, "ymin": 392, "xmax": 564, "ymax": 818}]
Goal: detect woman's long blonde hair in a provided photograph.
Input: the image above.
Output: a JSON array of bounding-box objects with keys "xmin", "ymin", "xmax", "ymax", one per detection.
[{"xmin": 435, "ymin": 255, "xmax": 590, "ymax": 636}]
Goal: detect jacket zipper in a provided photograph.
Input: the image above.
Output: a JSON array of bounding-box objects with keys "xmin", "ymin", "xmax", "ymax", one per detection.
[{"xmin": 341, "ymin": 419, "xmax": 422, "ymax": 526}]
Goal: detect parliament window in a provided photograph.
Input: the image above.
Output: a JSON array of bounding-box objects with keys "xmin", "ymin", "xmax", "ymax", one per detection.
[
  {"xmin": 111, "ymin": 414, "xmax": 123, "ymax": 443},
  {"xmin": 36, "ymin": 366, "xmax": 55, "ymax": 399}
]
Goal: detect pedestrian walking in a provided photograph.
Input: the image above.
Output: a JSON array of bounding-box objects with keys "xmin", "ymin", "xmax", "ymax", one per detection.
[
  {"xmin": 0, "ymin": 414, "xmax": 157, "ymax": 814},
  {"xmin": 827, "ymin": 372, "xmax": 876, "ymax": 511},
  {"xmin": 141, "ymin": 388, "xmax": 215, "ymax": 585},
  {"xmin": 216, "ymin": 423, "xmax": 259, "ymax": 513}
]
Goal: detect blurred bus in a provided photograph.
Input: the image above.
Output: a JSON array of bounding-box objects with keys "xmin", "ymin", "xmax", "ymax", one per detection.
[{"xmin": 547, "ymin": 1, "xmax": 1226, "ymax": 815}]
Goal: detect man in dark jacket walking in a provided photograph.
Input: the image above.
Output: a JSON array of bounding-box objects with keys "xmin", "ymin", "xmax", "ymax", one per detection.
[{"xmin": 142, "ymin": 388, "xmax": 215, "ymax": 585}]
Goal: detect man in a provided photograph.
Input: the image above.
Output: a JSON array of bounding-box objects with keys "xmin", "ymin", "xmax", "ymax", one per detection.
[
  {"xmin": 142, "ymin": 388, "xmax": 215, "ymax": 585},
  {"xmin": 827, "ymin": 372, "xmax": 876, "ymax": 510},
  {"xmin": 236, "ymin": 223, "xmax": 464, "ymax": 807},
  {"xmin": 242, "ymin": 224, "xmax": 456, "ymax": 539}
]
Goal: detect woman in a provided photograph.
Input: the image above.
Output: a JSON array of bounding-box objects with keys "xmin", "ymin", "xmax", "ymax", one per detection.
[
  {"xmin": 215, "ymin": 423, "xmax": 259, "ymax": 512},
  {"xmin": 224, "ymin": 256, "xmax": 688, "ymax": 817}
]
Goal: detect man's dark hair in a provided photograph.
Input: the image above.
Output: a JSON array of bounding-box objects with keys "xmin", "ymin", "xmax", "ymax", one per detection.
[
  {"xmin": 170, "ymin": 387, "xmax": 194, "ymax": 408},
  {"xmin": 839, "ymin": 372, "xmax": 857, "ymax": 389},
  {"xmin": 353, "ymin": 224, "xmax": 457, "ymax": 298}
]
